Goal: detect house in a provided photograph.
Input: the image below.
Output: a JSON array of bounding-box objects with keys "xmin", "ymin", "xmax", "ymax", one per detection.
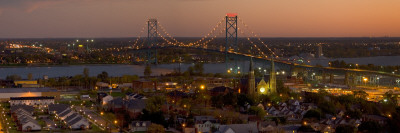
[
  {"xmin": 258, "ymin": 121, "xmax": 277, "ymax": 133},
  {"xmin": 194, "ymin": 116, "xmax": 219, "ymax": 133},
  {"xmin": 96, "ymin": 82, "xmax": 109, "ymax": 89},
  {"xmin": 10, "ymin": 96, "xmax": 54, "ymax": 107},
  {"xmin": 319, "ymin": 125, "xmax": 334, "ymax": 133},
  {"xmin": 193, "ymin": 77, "xmax": 232, "ymax": 90},
  {"xmin": 129, "ymin": 121, "xmax": 151, "ymax": 132},
  {"xmin": 362, "ymin": 115, "xmax": 388, "ymax": 125},
  {"xmin": 102, "ymin": 95, "xmax": 113, "ymax": 106},
  {"xmin": 280, "ymin": 124, "xmax": 301, "ymax": 133},
  {"xmin": 217, "ymin": 123, "xmax": 258, "ymax": 133},
  {"xmin": 124, "ymin": 99, "xmax": 146, "ymax": 119},
  {"xmin": 108, "ymin": 98, "xmax": 124, "ymax": 112},
  {"xmin": 125, "ymin": 93, "xmax": 146, "ymax": 100},
  {"xmin": 167, "ymin": 90, "xmax": 189, "ymax": 102},
  {"xmin": 64, "ymin": 113, "xmax": 90, "ymax": 130},
  {"xmin": 18, "ymin": 115, "xmax": 41, "ymax": 131},
  {"xmin": 10, "ymin": 105, "xmax": 34, "ymax": 115},
  {"xmin": 10, "ymin": 105, "xmax": 41, "ymax": 131},
  {"xmin": 132, "ymin": 80, "xmax": 156, "ymax": 92},
  {"xmin": 97, "ymin": 92, "xmax": 108, "ymax": 103},
  {"xmin": 159, "ymin": 82, "xmax": 179, "ymax": 91},
  {"xmin": 80, "ymin": 95, "xmax": 90, "ymax": 99},
  {"xmin": 118, "ymin": 83, "xmax": 133, "ymax": 88},
  {"xmin": 48, "ymin": 104, "xmax": 89, "ymax": 130}
]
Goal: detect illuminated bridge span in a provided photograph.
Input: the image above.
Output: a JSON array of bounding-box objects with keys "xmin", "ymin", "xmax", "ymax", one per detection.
[{"xmin": 127, "ymin": 14, "xmax": 400, "ymax": 86}]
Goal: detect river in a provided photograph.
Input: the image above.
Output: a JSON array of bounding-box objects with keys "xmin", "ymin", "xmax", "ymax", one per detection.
[{"xmin": 1, "ymin": 56, "xmax": 400, "ymax": 79}]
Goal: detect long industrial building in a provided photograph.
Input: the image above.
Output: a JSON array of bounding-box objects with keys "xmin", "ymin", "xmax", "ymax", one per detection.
[{"xmin": 0, "ymin": 87, "xmax": 60, "ymax": 101}]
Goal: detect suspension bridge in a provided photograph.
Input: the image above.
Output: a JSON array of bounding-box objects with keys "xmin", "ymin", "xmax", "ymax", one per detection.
[{"xmin": 126, "ymin": 13, "xmax": 400, "ymax": 87}]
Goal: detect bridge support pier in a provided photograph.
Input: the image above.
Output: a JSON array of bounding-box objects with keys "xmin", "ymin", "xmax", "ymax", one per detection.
[{"xmin": 329, "ymin": 73, "xmax": 334, "ymax": 84}]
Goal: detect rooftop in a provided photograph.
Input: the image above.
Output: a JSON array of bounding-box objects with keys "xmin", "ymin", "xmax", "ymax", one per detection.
[
  {"xmin": 0, "ymin": 87, "xmax": 56, "ymax": 93},
  {"xmin": 10, "ymin": 96, "xmax": 54, "ymax": 100}
]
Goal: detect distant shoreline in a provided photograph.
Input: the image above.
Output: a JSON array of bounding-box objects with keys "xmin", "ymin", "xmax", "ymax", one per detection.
[{"xmin": 1, "ymin": 55, "xmax": 400, "ymax": 68}]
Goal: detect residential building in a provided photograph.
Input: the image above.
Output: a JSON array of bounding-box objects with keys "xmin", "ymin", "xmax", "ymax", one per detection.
[
  {"xmin": 129, "ymin": 121, "xmax": 151, "ymax": 132},
  {"xmin": 10, "ymin": 105, "xmax": 41, "ymax": 131},
  {"xmin": 217, "ymin": 123, "xmax": 258, "ymax": 133},
  {"xmin": 194, "ymin": 116, "xmax": 219, "ymax": 133},
  {"xmin": 10, "ymin": 96, "xmax": 54, "ymax": 107},
  {"xmin": 132, "ymin": 80, "xmax": 156, "ymax": 92}
]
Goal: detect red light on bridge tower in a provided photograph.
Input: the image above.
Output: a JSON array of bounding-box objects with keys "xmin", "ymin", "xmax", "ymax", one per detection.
[{"xmin": 226, "ymin": 13, "xmax": 238, "ymax": 17}]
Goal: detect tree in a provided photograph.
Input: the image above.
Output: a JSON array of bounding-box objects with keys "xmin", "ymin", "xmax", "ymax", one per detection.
[
  {"xmin": 147, "ymin": 124, "xmax": 165, "ymax": 133},
  {"xmin": 144, "ymin": 64, "xmax": 152, "ymax": 78},
  {"xmin": 383, "ymin": 90, "xmax": 398, "ymax": 105},
  {"xmin": 83, "ymin": 68, "xmax": 89, "ymax": 78},
  {"xmin": 344, "ymin": 110, "xmax": 362, "ymax": 119},
  {"xmin": 303, "ymin": 109, "xmax": 321, "ymax": 121},
  {"xmin": 97, "ymin": 71, "xmax": 109, "ymax": 82},
  {"xmin": 187, "ymin": 66, "xmax": 195, "ymax": 75},
  {"xmin": 335, "ymin": 125, "xmax": 355, "ymax": 133},
  {"xmin": 145, "ymin": 96, "xmax": 166, "ymax": 113},
  {"xmin": 193, "ymin": 63, "xmax": 204, "ymax": 75},
  {"xmin": 27, "ymin": 73, "xmax": 33, "ymax": 80},
  {"xmin": 353, "ymin": 90, "xmax": 368, "ymax": 99},
  {"xmin": 248, "ymin": 106, "xmax": 266, "ymax": 120},
  {"xmin": 140, "ymin": 110, "xmax": 167, "ymax": 127},
  {"xmin": 6, "ymin": 74, "xmax": 21, "ymax": 80},
  {"xmin": 358, "ymin": 121, "xmax": 382, "ymax": 133},
  {"xmin": 83, "ymin": 68, "xmax": 89, "ymax": 89}
]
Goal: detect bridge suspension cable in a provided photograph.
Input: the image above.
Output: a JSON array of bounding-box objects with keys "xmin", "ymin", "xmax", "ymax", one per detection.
[
  {"xmin": 238, "ymin": 17, "xmax": 278, "ymax": 58},
  {"xmin": 194, "ymin": 17, "xmax": 226, "ymax": 47},
  {"xmin": 157, "ymin": 21, "xmax": 182, "ymax": 46},
  {"xmin": 131, "ymin": 22, "xmax": 147, "ymax": 49},
  {"xmin": 199, "ymin": 27, "xmax": 226, "ymax": 50},
  {"xmin": 238, "ymin": 27, "xmax": 268, "ymax": 58}
]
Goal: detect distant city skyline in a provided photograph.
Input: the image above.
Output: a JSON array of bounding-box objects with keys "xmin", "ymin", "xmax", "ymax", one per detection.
[{"xmin": 0, "ymin": 0, "xmax": 400, "ymax": 38}]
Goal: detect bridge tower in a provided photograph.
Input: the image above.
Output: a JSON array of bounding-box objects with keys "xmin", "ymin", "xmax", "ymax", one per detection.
[
  {"xmin": 225, "ymin": 13, "xmax": 238, "ymax": 72},
  {"xmin": 147, "ymin": 19, "xmax": 158, "ymax": 64}
]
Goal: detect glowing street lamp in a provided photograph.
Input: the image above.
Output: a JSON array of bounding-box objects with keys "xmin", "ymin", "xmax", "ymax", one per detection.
[
  {"xmin": 363, "ymin": 77, "xmax": 368, "ymax": 85},
  {"xmin": 200, "ymin": 85, "xmax": 205, "ymax": 90}
]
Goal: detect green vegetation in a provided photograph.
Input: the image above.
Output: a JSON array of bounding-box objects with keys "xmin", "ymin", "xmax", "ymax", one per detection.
[{"xmin": 329, "ymin": 60, "xmax": 400, "ymax": 74}]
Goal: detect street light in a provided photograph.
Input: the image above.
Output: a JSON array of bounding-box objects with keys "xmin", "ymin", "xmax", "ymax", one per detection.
[
  {"xmin": 363, "ymin": 77, "xmax": 368, "ymax": 85},
  {"xmin": 200, "ymin": 85, "xmax": 205, "ymax": 90},
  {"xmin": 114, "ymin": 120, "xmax": 118, "ymax": 124}
]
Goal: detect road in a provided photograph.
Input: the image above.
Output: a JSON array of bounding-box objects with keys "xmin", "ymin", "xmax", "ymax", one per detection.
[{"xmin": 74, "ymin": 106, "xmax": 123, "ymax": 132}]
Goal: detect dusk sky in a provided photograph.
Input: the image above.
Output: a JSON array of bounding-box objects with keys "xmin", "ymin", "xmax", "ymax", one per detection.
[{"xmin": 0, "ymin": 0, "xmax": 400, "ymax": 38}]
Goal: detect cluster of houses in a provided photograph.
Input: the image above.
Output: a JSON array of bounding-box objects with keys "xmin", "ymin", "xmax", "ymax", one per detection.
[
  {"xmin": 48, "ymin": 104, "xmax": 90, "ymax": 130},
  {"xmin": 10, "ymin": 105, "xmax": 41, "ymax": 131},
  {"xmin": 98, "ymin": 92, "xmax": 147, "ymax": 119},
  {"xmin": 264, "ymin": 100, "xmax": 314, "ymax": 121}
]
